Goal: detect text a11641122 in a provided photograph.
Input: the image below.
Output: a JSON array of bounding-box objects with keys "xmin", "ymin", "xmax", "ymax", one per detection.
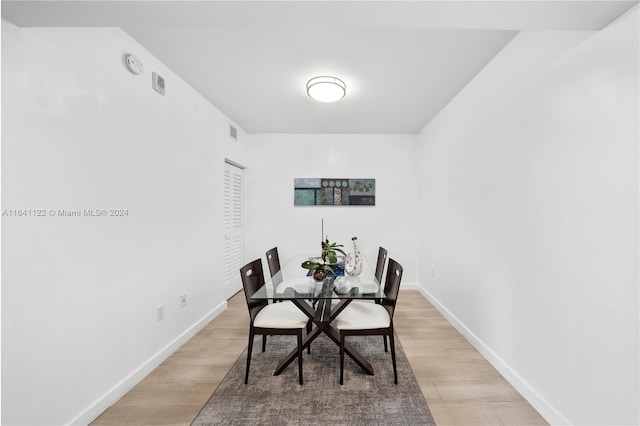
[{"xmin": 1, "ymin": 208, "xmax": 129, "ymax": 217}]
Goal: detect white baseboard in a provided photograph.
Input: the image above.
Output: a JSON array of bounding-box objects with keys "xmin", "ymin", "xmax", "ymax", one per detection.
[
  {"xmin": 404, "ymin": 283, "xmax": 570, "ymax": 426},
  {"xmin": 71, "ymin": 285, "xmax": 568, "ymax": 425},
  {"xmin": 70, "ymin": 301, "xmax": 228, "ymax": 426}
]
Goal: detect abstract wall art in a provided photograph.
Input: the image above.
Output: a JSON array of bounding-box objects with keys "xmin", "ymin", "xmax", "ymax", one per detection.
[{"xmin": 294, "ymin": 178, "xmax": 376, "ymax": 206}]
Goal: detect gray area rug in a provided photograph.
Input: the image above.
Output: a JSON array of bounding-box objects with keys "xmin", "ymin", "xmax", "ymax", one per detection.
[{"xmin": 193, "ymin": 332, "xmax": 435, "ymax": 425}]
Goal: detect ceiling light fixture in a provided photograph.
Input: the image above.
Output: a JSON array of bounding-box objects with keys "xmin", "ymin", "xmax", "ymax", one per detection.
[{"xmin": 306, "ymin": 76, "xmax": 346, "ymax": 103}]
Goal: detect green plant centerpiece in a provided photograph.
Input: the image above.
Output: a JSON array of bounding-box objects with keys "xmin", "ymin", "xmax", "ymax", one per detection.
[{"xmin": 301, "ymin": 237, "xmax": 346, "ymax": 282}]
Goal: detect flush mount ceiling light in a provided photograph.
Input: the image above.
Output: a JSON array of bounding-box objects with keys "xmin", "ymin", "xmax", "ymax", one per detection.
[{"xmin": 306, "ymin": 76, "xmax": 346, "ymax": 103}]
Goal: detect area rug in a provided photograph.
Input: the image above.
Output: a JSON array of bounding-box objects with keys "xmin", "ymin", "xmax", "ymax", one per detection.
[{"xmin": 192, "ymin": 333, "xmax": 435, "ymax": 425}]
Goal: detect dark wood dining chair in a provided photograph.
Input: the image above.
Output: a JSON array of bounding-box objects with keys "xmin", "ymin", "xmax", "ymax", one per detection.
[
  {"xmin": 265, "ymin": 247, "xmax": 284, "ymax": 303},
  {"xmin": 265, "ymin": 246, "xmax": 312, "ymax": 347},
  {"xmin": 336, "ymin": 258, "xmax": 403, "ymax": 385},
  {"xmin": 374, "ymin": 246, "xmax": 388, "ymax": 351},
  {"xmin": 266, "ymin": 246, "xmax": 281, "ymax": 279},
  {"xmin": 240, "ymin": 258, "xmax": 308, "ymax": 385},
  {"xmin": 374, "ymin": 246, "xmax": 388, "ymax": 285}
]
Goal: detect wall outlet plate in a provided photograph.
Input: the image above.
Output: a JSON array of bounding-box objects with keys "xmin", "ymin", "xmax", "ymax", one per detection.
[{"xmin": 157, "ymin": 305, "xmax": 165, "ymax": 321}]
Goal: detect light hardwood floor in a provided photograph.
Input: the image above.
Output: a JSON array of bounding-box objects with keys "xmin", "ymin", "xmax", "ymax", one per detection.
[{"xmin": 92, "ymin": 290, "xmax": 547, "ymax": 425}]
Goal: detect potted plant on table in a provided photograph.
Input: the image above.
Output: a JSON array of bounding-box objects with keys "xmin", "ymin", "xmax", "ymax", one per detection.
[{"xmin": 301, "ymin": 238, "xmax": 346, "ymax": 282}]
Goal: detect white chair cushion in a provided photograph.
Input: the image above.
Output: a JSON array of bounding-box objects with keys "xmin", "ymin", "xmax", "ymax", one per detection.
[
  {"xmin": 335, "ymin": 301, "xmax": 391, "ymax": 330},
  {"xmin": 254, "ymin": 301, "xmax": 308, "ymax": 329}
]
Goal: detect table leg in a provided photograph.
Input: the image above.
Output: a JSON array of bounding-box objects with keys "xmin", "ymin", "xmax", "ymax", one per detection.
[{"xmin": 273, "ymin": 298, "xmax": 375, "ymax": 376}]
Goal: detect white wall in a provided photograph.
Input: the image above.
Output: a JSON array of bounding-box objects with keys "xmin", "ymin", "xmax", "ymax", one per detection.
[
  {"xmin": 1, "ymin": 21, "xmax": 247, "ymax": 425},
  {"xmin": 243, "ymin": 134, "xmax": 418, "ymax": 285},
  {"xmin": 416, "ymin": 7, "xmax": 638, "ymax": 425},
  {"xmin": 3, "ymin": 6, "xmax": 637, "ymax": 426}
]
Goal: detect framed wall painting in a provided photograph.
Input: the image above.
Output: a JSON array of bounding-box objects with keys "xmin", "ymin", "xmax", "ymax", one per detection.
[{"xmin": 294, "ymin": 178, "xmax": 375, "ymax": 206}]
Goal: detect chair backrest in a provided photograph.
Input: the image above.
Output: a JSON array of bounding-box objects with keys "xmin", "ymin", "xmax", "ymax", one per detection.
[
  {"xmin": 374, "ymin": 246, "xmax": 388, "ymax": 284},
  {"xmin": 266, "ymin": 247, "xmax": 281, "ymax": 276},
  {"xmin": 382, "ymin": 258, "xmax": 403, "ymax": 317},
  {"xmin": 240, "ymin": 259, "xmax": 269, "ymax": 320},
  {"xmin": 265, "ymin": 247, "xmax": 283, "ymax": 286}
]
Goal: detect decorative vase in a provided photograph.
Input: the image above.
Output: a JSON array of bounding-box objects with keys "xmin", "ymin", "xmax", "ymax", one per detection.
[
  {"xmin": 312, "ymin": 268, "xmax": 328, "ymax": 282},
  {"xmin": 345, "ymin": 237, "xmax": 363, "ymax": 276}
]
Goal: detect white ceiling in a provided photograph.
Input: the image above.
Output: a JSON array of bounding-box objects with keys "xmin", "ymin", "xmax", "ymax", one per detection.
[{"xmin": 3, "ymin": 1, "xmax": 637, "ymax": 134}]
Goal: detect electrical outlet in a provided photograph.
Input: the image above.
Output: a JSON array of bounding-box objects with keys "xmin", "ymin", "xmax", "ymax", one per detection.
[
  {"xmin": 180, "ymin": 293, "xmax": 187, "ymax": 308},
  {"xmin": 157, "ymin": 304, "xmax": 165, "ymax": 321},
  {"xmin": 432, "ymin": 269, "xmax": 435, "ymax": 278}
]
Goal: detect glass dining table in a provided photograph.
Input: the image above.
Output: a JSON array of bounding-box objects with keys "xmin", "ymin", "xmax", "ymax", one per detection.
[{"xmin": 251, "ymin": 254, "xmax": 385, "ymax": 377}]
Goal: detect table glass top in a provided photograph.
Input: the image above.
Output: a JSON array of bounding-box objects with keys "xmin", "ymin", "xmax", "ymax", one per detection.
[{"xmin": 251, "ymin": 254, "xmax": 384, "ymax": 300}]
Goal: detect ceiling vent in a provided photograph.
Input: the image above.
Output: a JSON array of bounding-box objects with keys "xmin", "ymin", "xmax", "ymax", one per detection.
[{"xmin": 229, "ymin": 125, "xmax": 238, "ymax": 141}]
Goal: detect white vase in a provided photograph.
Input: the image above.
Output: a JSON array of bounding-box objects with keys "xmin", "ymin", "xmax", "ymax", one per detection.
[{"xmin": 345, "ymin": 237, "xmax": 363, "ymax": 276}]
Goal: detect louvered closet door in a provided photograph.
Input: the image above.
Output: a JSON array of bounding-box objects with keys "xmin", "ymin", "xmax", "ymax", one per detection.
[{"xmin": 223, "ymin": 162, "xmax": 244, "ymax": 299}]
